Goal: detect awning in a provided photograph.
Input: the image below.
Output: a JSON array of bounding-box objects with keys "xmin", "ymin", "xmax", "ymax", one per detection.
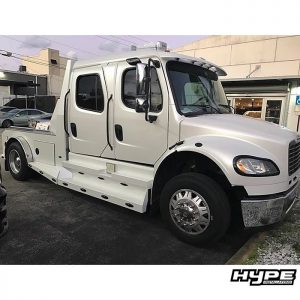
[{"xmin": 221, "ymin": 77, "xmax": 300, "ymax": 94}]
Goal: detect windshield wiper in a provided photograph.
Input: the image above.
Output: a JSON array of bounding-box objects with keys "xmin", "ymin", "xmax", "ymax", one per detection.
[
  {"xmin": 189, "ymin": 96, "xmax": 223, "ymax": 114},
  {"xmin": 218, "ymin": 104, "xmax": 234, "ymax": 113},
  {"xmin": 181, "ymin": 104, "xmax": 222, "ymax": 117},
  {"xmin": 200, "ymin": 103, "xmax": 222, "ymax": 114},
  {"xmin": 183, "ymin": 103, "xmax": 222, "ymax": 114},
  {"xmin": 183, "ymin": 110, "xmax": 206, "ymax": 117}
]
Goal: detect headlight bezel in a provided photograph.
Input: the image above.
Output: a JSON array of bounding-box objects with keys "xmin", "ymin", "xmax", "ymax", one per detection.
[{"xmin": 233, "ymin": 155, "xmax": 280, "ymax": 177}]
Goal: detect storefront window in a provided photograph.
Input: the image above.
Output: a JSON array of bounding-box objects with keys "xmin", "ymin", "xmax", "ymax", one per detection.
[
  {"xmin": 234, "ymin": 98, "xmax": 263, "ymax": 118},
  {"xmin": 265, "ymin": 100, "xmax": 282, "ymax": 124},
  {"xmin": 230, "ymin": 96, "xmax": 284, "ymax": 125}
]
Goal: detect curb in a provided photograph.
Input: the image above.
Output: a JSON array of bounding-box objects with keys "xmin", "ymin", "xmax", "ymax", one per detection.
[{"xmin": 226, "ymin": 231, "xmax": 267, "ymax": 265}]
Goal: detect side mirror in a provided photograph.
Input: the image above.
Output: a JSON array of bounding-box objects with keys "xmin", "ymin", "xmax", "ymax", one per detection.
[
  {"xmin": 15, "ymin": 114, "xmax": 20, "ymax": 117},
  {"xmin": 135, "ymin": 98, "xmax": 147, "ymax": 113},
  {"xmin": 136, "ymin": 63, "xmax": 149, "ymax": 96}
]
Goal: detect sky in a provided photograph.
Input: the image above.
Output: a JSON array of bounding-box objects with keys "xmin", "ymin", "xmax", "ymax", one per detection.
[{"xmin": 0, "ymin": 35, "xmax": 206, "ymax": 71}]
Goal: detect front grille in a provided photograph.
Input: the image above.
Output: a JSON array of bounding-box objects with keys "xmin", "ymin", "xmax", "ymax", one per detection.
[{"xmin": 288, "ymin": 140, "xmax": 300, "ymax": 175}]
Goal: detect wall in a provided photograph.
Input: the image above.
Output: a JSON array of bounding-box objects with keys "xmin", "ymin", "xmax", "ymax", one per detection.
[
  {"xmin": 288, "ymin": 85, "xmax": 300, "ymax": 130},
  {"xmin": 47, "ymin": 74, "xmax": 64, "ymax": 97},
  {"xmin": 0, "ymin": 86, "xmax": 10, "ymax": 97},
  {"xmin": 22, "ymin": 48, "xmax": 68, "ymax": 97},
  {"xmin": 175, "ymin": 35, "xmax": 300, "ymax": 132},
  {"xmin": 175, "ymin": 35, "xmax": 300, "ymax": 80}
]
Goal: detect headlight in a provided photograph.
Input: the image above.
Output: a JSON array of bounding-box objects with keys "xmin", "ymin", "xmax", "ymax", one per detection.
[{"xmin": 233, "ymin": 156, "xmax": 280, "ymax": 176}]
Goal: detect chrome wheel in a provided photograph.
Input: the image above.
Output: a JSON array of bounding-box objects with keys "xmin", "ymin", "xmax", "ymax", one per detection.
[
  {"xmin": 169, "ymin": 189, "xmax": 211, "ymax": 235},
  {"xmin": 9, "ymin": 149, "xmax": 21, "ymax": 174}
]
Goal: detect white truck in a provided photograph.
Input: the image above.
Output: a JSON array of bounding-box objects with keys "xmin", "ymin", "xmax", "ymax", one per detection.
[{"xmin": 2, "ymin": 45, "xmax": 299, "ymax": 245}]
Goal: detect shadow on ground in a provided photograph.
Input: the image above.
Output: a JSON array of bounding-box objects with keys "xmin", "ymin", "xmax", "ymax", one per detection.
[{"xmin": 0, "ymin": 171, "xmax": 253, "ymax": 264}]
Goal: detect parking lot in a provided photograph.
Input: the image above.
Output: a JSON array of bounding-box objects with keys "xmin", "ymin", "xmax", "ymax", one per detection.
[{"xmin": 0, "ymin": 129, "xmax": 253, "ymax": 264}]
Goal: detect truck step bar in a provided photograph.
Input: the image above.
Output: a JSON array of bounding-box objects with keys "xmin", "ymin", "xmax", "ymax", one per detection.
[
  {"xmin": 29, "ymin": 160, "xmax": 150, "ymax": 213},
  {"xmin": 62, "ymin": 152, "xmax": 154, "ymax": 188}
]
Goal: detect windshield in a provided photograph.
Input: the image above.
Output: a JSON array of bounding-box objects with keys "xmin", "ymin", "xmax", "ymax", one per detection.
[
  {"xmin": 167, "ymin": 61, "xmax": 231, "ymax": 116},
  {"xmin": 6, "ymin": 109, "xmax": 20, "ymax": 115}
]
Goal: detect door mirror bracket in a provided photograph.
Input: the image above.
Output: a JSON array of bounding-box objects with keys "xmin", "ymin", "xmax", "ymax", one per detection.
[{"xmin": 135, "ymin": 59, "xmax": 158, "ymax": 123}]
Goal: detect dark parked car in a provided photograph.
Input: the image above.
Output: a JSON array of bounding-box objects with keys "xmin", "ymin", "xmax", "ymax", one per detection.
[
  {"xmin": 0, "ymin": 109, "xmax": 51, "ymax": 128},
  {"xmin": 0, "ymin": 164, "xmax": 8, "ymax": 238},
  {"xmin": 0, "ymin": 106, "xmax": 17, "ymax": 114}
]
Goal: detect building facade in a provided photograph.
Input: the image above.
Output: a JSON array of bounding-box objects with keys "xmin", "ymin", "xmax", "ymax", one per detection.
[
  {"xmin": 175, "ymin": 35, "xmax": 300, "ymax": 132},
  {"xmin": 22, "ymin": 48, "xmax": 68, "ymax": 97},
  {"xmin": 0, "ymin": 69, "xmax": 47, "ymax": 105}
]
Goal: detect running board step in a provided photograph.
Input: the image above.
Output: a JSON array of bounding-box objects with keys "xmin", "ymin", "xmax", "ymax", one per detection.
[
  {"xmin": 62, "ymin": 154, "xmax": 154, "ymax": 188},
  {"xmin": 57, "ymin": 173, "xmax": 148, "ymax": 213},
  {"xmin": 28, "ymin": 161, "xmax": 149, "ymax": 213}
]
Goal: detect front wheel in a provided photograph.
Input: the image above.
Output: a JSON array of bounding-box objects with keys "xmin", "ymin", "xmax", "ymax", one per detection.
[
  {"xmin": 2, "ymin": 120, "xmax": 13, "ymax": 128},
  {"xmin": 160, "ymin": 173, "xmax": 231, "ymax": 245}
]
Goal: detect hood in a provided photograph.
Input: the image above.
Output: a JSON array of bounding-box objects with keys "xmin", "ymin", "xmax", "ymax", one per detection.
[
  {"xmin": 180, "ymin": 114, "xmax": 298, "ymax": 149},
  {"xmin": 0, "ymin": 112, "xmax": 15, "ymax": 118}
]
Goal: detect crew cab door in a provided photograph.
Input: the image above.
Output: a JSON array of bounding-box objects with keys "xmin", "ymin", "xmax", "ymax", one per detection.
[
  {"xmin": 68, "ymin": 66, "xmax": 108, "ymax": 156},
  {"xmin": 113, "ymin": 60, "xmax": 168, "ymax": 165}
]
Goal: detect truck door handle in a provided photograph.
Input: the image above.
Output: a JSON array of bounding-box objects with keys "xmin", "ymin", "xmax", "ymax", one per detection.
[
  {"xmin": 115, "ymin": 124, "xmax": 123, "ymax": 141},
  {"xmin": 106, "ymin": 94, "xmax": 113, "ymax": 150},
  {"xmin": 70, "ymin": 123, "xmax": 77, "ymax": 137}
]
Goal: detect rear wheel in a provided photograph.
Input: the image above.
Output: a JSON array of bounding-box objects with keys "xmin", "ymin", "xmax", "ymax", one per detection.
[
  {"xmin": 160, "ymin": 173, "xmax": 231, "ymax": 245},
  {"xmin": 2, "ymin": 120, "xmax": 13, "ymax": 128},
  {"xmin": 7, "ymin": 142, "xmax": 31, "ymax": 181}
]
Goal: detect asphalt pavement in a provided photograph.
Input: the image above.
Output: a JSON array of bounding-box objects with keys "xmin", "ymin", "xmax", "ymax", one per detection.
[{"xmin": 0, "ymin": 129, "xmax": 253, "ymax": 264}]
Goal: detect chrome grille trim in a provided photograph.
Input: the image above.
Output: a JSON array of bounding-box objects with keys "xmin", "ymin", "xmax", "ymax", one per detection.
[{"xmin": 289, "ymin": 140, "xmax": 300, "ymax": 175}]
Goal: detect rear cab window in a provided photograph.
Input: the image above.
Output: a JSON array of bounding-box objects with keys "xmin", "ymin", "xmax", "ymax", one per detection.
[{"xmin": 76, "ymin": 74, "xmax": 104, "ymax": 112}]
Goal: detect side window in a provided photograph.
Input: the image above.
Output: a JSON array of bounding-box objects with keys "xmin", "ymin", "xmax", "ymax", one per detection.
[
  {"xmin": 122, "ymin": 68, "xmax": 163, "ymax": 112},
  {"xmin": 18, "ymin": 110, "xmax": 28, "ymax": 116},
  {"xmin": 76, "ymin": 74, "xmax": 104, "ymax": 112},
  {"xmin": 28, "ymin": 110, "xmax": 42, "ymax": 115}
]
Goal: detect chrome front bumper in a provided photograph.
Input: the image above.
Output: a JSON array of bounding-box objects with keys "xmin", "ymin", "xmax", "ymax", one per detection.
[{"xmin": 241, "ymin": 182, "xmax": 299, "ymax": 227}]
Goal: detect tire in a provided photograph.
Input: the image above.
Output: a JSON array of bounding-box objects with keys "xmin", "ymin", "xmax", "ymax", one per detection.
[
  {"xmin": 160, "ymin": 173, "xmax": 230, "ymax": 245},
  {"xmin": 2, "ymin": 119, "xmax": 13, "ymax": 128},
  {"xmin": 0, "ymin": 186, "xmax": 8, "ymax": 238},
  {"xmin": 7, "ymin": 142, "xmax": 31, "ymax": 181}
]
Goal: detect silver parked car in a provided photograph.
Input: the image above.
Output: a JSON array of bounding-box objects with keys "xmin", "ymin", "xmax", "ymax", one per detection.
[
  {"xmin": 0, "ymin": 109, "xmax": 51, "ymax": 128},
  {"xmin": 28, "ymin": 114, "xmax": 52, "ymax": 129}
]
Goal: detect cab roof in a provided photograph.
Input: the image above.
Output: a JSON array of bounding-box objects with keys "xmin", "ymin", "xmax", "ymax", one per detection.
[{"xmin": 73, "ymin": 49, "xmax": 227, "ymax": 76}]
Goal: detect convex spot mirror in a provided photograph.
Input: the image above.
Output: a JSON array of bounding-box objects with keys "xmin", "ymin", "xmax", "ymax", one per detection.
[{"xmin": 135, "ymin": 98, "xmax": 147, "ymax": 113}]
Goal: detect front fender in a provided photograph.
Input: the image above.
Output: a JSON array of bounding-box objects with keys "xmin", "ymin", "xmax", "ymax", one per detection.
[{"xmin": 156, "ymin": 135, "xmax": 286, "ymax": 189}]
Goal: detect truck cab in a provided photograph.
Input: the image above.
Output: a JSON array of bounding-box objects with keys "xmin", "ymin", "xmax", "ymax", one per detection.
[{"xmin": 2, "ymin": 45, "xmax": 299, "ymax": 245}]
